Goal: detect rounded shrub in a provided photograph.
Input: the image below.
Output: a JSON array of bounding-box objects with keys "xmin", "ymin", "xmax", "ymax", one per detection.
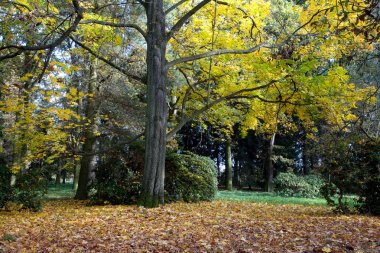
[
  {"xmin": 165, "ymin": 152, "xmax": 218, "ymax": 202},
  {"xmin": 90, "ymin": 152, "xmax": 142, "ymax": 205},
  {"xmin": 303, "ymin": 174, "xmax": 325, "ymax": 197},
  {"xmin": 13, "ymin": 169, "xmax": 48, "ymax": 211},
  {"xmin": 90, "ymin": 150, "xmax": 218, "ymax": 205},
  {"xmin": 274, "ymin": 172, "xmax": 324, "ymax": 198}
]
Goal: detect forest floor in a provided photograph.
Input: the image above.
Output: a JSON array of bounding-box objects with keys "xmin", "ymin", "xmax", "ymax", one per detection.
[{"xmin": 0, "ymin": 199, "xmax": 379, "ymax": 252}]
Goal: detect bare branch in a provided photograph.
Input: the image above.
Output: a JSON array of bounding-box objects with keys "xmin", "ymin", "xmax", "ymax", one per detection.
[
  {"xmin": 80, "ymin": 20, "xmax": 147, "ymax": 41},
  {"xmin": 166, "ymin": 43, "xmax": 274, "ymax": 69}
]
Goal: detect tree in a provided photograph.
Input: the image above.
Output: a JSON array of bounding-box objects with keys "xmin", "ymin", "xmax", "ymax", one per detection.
[{"xmin": 1, "ymin": 0, "xmax": 378, "ymax": 208}]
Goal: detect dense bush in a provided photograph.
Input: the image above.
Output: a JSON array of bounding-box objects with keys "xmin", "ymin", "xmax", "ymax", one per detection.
[
  {"xmin": 318, "ymin": 138, "xmax": 380, "ymax": 215},
  {"xmin": 303, "ymin": 174, "xmax": 325, "ymax": 197},
  {"xmin": 0, "ymin": 159, "xmax": 13, "ymax": 208},
  {"xmin": 358, "ymin": 176, "xmax": 380, "ymax": 215},
  {"xmin": 1, "ymin": 158, "xmax": 47, "ymax": 211},
  {"xmin": 274, "ymin": 172, "xmax": 324, "ymax": 198},
  {"xmin": 90, "ymin": 154, "xmax": 142, "ymax": 205},
  {"xmin": 165, "ymin": 152, "xmax": 218, "ymax": 202},
  {"xmin": 13, "ymin": 169, "xmax": 48, "ymax": 211},
  {"xmin": 90, "ymin": 150, "xmax": 218, "ymax": 204}
]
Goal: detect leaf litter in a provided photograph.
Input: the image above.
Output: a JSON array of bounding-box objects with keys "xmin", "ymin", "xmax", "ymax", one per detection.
[{"xmin": 0, "ymin": 200, "xmax": 379, "ymax": 252}]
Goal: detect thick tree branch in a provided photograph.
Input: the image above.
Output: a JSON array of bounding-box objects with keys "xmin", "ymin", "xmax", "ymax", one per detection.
[
  {"xmin": 70, "ymin": 36, "xmax": 145, "ymax": 84},
  {"xmin": 167, "ymin": 0, "xmax": 212, "ymax": 41},
  {"xmin": 0, "ymin": 50, "xmax": 23, "ymax": 61},
  {"xmin": 167, "ymin": 78, "xmax": 283, "ymax": 140},
  {"xmin": 166, "ymin": 43, "xmax": 274, "ymax": 69},
  {"xmin": 165, "ymin": 0, "xmax": 188, "ymax": 15},
  {"xmin": 80, "ymin": 20, "xmax": 147, "ymax": 41}
]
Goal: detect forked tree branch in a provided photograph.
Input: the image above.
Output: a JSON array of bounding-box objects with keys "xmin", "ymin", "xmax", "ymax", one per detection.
[{"xmin": 80, "ymin": 20, "xmax": 147, "ymax": 41}]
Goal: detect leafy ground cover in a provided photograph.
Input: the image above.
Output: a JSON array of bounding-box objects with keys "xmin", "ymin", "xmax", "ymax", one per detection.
[{"xmin": 0, "ymin": 200, "xmax": 379, "ymax": 252}]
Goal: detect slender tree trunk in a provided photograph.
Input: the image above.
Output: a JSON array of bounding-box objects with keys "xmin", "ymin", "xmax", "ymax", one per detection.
[
  {"xmin": 225, "ymin": 138, "xmax": 233, "ymax": 191},
  {"xmin": 62, "ymin": 170, "xmax": 67, "ymax": 184},
  {"xmin": 216, "ymin": 145, "xmax": 221, "ymax": 180},
  {"xmin": 234, "ymin": 159, "xmax": 241, "ymax": 189},
  {"xmin": 55, "ymin": 170, "xmax": 61, "ymax": 185},
  {"xmin": 73, "ymin": 161, "xmax": 80, "ymax": 190},
  {"xmin": 264, "ymin": 133, "xmax": 276, "ymax": 192},
  {"xmin": 139, "ymin": 0, "xmax": 168, "ymax": 208},
  {"xmin": 75, "ymin": 60, "xmax": 98, "ymax": 200}
]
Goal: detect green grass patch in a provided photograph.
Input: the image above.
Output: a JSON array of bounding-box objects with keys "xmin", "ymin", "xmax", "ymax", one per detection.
[
  {"xmin": 216, "ymin": 190, "xmax": 328, "ymax": 206},
  {"xmin": 44, "ymin": 183, "xmax": 75, "ymax": 199}
]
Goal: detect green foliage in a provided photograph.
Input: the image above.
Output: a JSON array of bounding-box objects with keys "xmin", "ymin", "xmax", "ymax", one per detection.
[
  {"xmin": 358, "ymin": 175, "xmax": 380, "ymax": 215},
  {"xmin": 13, "ymin": 169, "xmax": 48, "ymax": 211},
  {"xmin": 1, "ymin": 234, "xmax": 17, "ymax": 242},
  {"xmin": 1, "ymin": 158, "xmax": 47, "ymax": 211},
  {"xmin": 320, "ymin": 182, "xmax": 338, "ymax": 206},
  {"xmin": 90, "ymin": 151, "xmax": 217, "ymax": 205},
  {"xmin": 165, "ymin": 152, "xmax": 218, "ymax": 202},
  {"xmin": 274, "ymin": 172, "xmax": 324, "ymax": 198},
  {"xmin": 356, "ymin": 141, "xmax": 380, "ymax": 215},
  {"xmin": 303, "ymin": 174, "xmax": 325, "ymax": 197},
  {"xmin": 90, "ymin": 154, "xmax": 142, "ymax": 205},
  {"xmin": 318, "ymin": 137, "xmax": 380, "ymax": 215},
  {"xmin": 0, "ymin": 159, "xmax": 13, "ymax": 208}
]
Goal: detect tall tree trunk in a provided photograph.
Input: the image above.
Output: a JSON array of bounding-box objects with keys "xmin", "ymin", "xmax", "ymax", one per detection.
[
  {"xmin": 234, "ymin": 159, "xmax": 241, "ymax": 189},
  {"xmin": 73, "ymin": 161, "xmax": 80, "ymax": 190},
  {"xmin": 62, "ymin": 170, "xmax": 67, "ymax": 184},
  {"xmin": 55, "ymin": 170, "xmax": 61, "ymax": 185},
  {"xmin": 225, "ymin": 138, "xmax": 233, "ymax": 191},
  {"xmin": 75, "ymin": 60, "xmax": 98, "ymax": 200},
  {"xmin": 139, "ymin": 0, "xmax": 168, "ymax": 208},
  {"xmin": 264, "ymin": 133, "xmax": 276, "ymax": 192},
  {"xmin": 216, "ymin": 144, "xmax": 221, "ymax": 180}
]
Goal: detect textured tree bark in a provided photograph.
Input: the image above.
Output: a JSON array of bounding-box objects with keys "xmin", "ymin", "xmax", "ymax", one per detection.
[
  {"xmin": 75, "ymin": 60, "xmax": 98, "ymax": 200},
  {"xmin": 72, "ymin": 161, "xmax": 80, "ymax": 190},
  {"xmin": 264, "ymin": 133, "xmax": 276, "ymax": 192},
  {"xmin": 139, "ymin": 0, "xmax": 168, "ymax": 208},
  {"xmin": 225, "ymin": 138, "xmax": 233, "ymax": 191}
]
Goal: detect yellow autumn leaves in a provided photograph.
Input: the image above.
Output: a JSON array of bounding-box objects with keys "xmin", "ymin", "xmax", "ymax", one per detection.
[{"xmin": 168, "ymin": 0, "xmax": 376, "ymax": 136}]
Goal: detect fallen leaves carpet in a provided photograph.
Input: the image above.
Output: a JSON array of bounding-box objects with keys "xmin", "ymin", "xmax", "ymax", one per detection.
[{"xmin": 0, "ymin": 200, "xmax": 379, "ymax": 252}]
